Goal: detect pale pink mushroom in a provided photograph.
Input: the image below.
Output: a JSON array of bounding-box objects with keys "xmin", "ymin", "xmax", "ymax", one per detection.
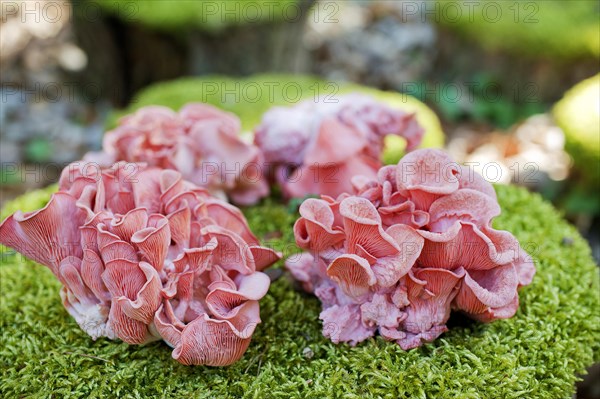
[
  {"xmin": 0, "ymin": 161, "xmax": 280, "ymax": 365},
  {"xmin": 397, "ymin": 267, "xmax": 465, "ymax": 349},
  {"xmin": 84, "ymin": 103, "xmax": 269, "ymax": 206},
  {"xmin": 255, "ymin": 93, "xmax": 424, "ymax": 199},
  {"xmin": 286, "ymin": 149, "xmax": 535, "ymax": 348},
  {"xmin": 154, "ymin": 266, "xmax": 270, "ymax": 366}
]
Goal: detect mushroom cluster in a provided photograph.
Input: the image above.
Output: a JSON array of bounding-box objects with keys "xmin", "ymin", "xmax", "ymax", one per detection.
[
  {"xmin": 0, "ymin": 162, "xmax": 280, "ymax": 365},
  {"xmin": 286, "ymin": 149, "xmax": 535, "ymax": 349},
  {"xmin": 85, "ymin": 104, "xmax": 269, "ymax": 205},
  {"xmin": 254, "ymin": 93, "xmax": 424, "ymax": 199}
]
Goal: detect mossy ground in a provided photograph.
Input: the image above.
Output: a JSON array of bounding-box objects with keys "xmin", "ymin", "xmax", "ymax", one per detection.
[{"xmin": 1, "ymin": 184, "xmax": 598, "ymax": 398}]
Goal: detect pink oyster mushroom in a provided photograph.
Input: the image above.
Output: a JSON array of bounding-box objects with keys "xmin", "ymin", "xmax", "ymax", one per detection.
[
  {"xmin": 84, "ymin": 103, "xmax": 269, "ymax": 206},
  {"xmin": 254, "ymin": 93, "xmax": 424, "ymax": 199},
  {"xmin": 286, "ymin": 149, "xmax": 535, "ymax": 349},
  {"xmin": 0, "ymin": 161, "xmax": 280, "ymax": 366}
]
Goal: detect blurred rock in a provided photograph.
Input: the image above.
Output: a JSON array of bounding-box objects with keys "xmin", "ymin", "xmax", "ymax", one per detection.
[
  {"xmin": 0, "ymin": 88, "xmax": 106, "ymax": 165},
  {"xmin": 0, "ymin": 1, "xmax": 106, "ymax": 187},
  {"xmin": 306, "ymin": 1, "xmax": 436, "ymax": 90},
  {"xmin": 0, "ymin": 140, "xmax": 20, "ymax": 164}
]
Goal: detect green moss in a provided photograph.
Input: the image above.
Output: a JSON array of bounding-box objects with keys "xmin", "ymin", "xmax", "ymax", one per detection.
[
  {"xmin": 436, "ymin": 0, "xmax": 600, "ymax": 60},
  {"xmin": 94, "ymin": 0, "xmax": 300, "ymax": 32},
  {"xmin": 117, "ymin": 74, "xmax": 445, "ymax": 164},
  {"xmin": 553, "ymin": 74, "xmax": 600, "ymax": 185},
  {"xmin": 1, "ymin": 184, "xmax": 599, "ymax": 398},
  {"xmin": 0, "ymin": 184, "xmax": 57, "ymax": 221}
]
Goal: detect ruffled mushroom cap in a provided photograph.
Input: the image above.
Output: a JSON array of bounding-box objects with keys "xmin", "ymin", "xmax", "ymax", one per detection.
[
  {"xmin": 154, "ymin": 268, "xmax": 270, "ymax": 366},
  {"xmin": 286, "ymin": 149, "xmax": 535, "ymax": 349},
  {"xmin": 0, "ymin": 161, "xmax": 280, "ymax": 365},
  {"xmin": 255, "ymin": 93, "xmax": 424, "ymax": 199},
  {"xmin": 84, "ymin": 103, "xmax": 269, "ymax": 206}
]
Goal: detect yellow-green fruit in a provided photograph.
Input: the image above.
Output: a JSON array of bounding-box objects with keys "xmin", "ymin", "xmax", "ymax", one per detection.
[{"xmin": 553, "ymin": 74, "xmax": 600, "ymax": 185}]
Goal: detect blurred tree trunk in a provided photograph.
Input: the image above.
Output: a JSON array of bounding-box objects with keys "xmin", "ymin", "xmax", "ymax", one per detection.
[
  {"xmin": 188, "ymin": 2, "xmax": 313, "ymax": 76},
  {"xmin": 70, "ymin": 0, "xmax": 314, "ymax": 107}
]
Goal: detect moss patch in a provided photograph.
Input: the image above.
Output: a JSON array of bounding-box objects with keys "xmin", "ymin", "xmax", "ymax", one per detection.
[
  {"xmin": 436, "ymin": 0, "xmax": 599, "ymax": 60},
  {"xmin": 1, "ymin": 184, "xmax": 599, "ymax": 398},
  {"xmin": 94, "ymin": 0, "xmax": 300, "ymax": 32},
  {"xmin": 116, "ymin": 74, "xmax": 445, "ymax": 165}
]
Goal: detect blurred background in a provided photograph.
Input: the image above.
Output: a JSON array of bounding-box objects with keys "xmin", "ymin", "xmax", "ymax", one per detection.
[{"xmin": 0, "ymin": 0, "xmax": 598, "ymax": 395}]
